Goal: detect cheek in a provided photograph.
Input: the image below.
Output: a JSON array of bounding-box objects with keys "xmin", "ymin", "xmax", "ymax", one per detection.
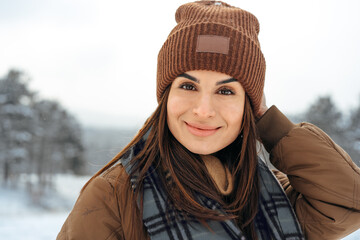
[
  {"xmin": 222, "ymin": 103, "xmax": 245, "ymax": 131},
  {"xmin": 167, "ymin": 95, "xmax": 181, "ymax": 121},
  {"xmin": 167, "ymin": 91, "xmax": 190, "ymax": 130}
]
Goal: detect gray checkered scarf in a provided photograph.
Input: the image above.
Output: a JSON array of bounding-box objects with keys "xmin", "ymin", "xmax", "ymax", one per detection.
[{"xmin": 120, "ymin": 132, "xmax": 304, "ymax": 240}]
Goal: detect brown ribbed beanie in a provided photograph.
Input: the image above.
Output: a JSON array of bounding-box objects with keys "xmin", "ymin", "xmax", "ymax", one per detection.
[{"xmin": 157, "ymin": 0, "xmax": 266, "ymax": 114}]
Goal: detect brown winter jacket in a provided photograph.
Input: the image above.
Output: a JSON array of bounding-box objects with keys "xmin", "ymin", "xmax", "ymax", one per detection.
[{"xmin": 57, "ymin": 106, "xmax": 360, "ymax": 240}]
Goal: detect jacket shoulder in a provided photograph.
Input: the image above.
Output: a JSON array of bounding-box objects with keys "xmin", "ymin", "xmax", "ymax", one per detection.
[
  {"xmin": 101, "ymin": 162, "xmax": 129, "ymax": 186},
  {"xmin": 57, "ymin": 163, "xmax": 127, "ymax": 240}
]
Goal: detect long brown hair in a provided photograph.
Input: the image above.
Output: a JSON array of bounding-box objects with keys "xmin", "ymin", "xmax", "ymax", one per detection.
[{"xmin": 82, "ymin": 86, "xmax": 260, "ymax": 239}]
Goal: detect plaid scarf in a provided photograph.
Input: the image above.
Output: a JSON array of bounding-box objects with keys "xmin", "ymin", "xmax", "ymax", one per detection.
[{"xmin": 120, "ymin": 133, "xmax": 304, "ymax": 240}]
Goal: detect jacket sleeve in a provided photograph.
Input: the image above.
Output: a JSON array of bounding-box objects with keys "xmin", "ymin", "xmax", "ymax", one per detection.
[
  {"xmin": 256, "ymin": 105, "xmax": 360, "ymax": 240},
  {"xmin": 56, "ymin": 167, "xmax": 125, "ymax": 240}
]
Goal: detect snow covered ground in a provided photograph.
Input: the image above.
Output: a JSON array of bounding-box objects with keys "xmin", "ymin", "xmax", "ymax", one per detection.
[
  {"xmin": 0, "ymin": 174, "xmax": 359, "ymax": 240},
  {"xmin": 0, "ymin": 174, "xmax": 88, "ymax": 240}
]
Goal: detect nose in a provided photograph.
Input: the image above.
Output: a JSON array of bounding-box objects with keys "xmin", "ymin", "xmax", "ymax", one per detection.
[{"xmin": 192, "ymin": 94, "xmax": 216, "ymax": 118}]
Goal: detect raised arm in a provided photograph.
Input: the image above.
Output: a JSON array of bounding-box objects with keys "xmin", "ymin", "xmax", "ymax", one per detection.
[{"xmin": 257, "ymin": 105, "xmax": 360, "ymax": 239}]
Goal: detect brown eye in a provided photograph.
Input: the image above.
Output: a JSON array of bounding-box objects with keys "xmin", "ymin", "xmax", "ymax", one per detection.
[
  {"xmin": 179, "ymin": 83, "xmax": 196, "ymax": 91},
  {"xmin": 218, "ymin": 88, "xmax": 234, "ymax": 95}
]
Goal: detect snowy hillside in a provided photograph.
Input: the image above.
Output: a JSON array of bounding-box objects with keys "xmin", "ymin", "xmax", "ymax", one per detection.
[{"xmin": 0, "ymin": 174, "xmax": 359, "ymax": 239}]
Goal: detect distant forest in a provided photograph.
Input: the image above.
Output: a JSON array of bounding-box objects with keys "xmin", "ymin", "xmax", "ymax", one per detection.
[
  {"xmin": 0, "ymin": 70, "xmax": 85, "ymax": 188},
  {"xmin": 1, "ymin": 69, "xmax": 359, "ymax": 190}
]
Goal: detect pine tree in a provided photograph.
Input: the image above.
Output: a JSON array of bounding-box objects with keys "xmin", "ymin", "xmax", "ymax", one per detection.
[
  {"xmin": 304, "ymin": 95, "xmax": 343, "ymax": 141},
  {"xmin": 0, "ymin": 70, "xmax": 34, "ymax": 185},
  {"xmin": 347, "ymin": 96, "xmax": 360, "ymax": 166},
  {"xmin": 0, "ymin": 69, "xmax": 86, "ymax": 188}
]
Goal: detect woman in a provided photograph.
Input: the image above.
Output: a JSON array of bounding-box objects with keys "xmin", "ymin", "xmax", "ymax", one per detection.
[{"xmin": 57, "ymin": 1, "xmax": 360, "ymax": 239}]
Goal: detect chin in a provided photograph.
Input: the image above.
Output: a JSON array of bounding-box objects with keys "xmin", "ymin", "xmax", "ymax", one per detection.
[{"xmin": 184, "ymin": 144, "xmax": 220, "ymax": 155}]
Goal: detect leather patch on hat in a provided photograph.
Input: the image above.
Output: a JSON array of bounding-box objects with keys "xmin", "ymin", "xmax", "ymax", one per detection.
[{"xmin": 196, "ymin": 35, "xmax": 230, "ymax": 54}]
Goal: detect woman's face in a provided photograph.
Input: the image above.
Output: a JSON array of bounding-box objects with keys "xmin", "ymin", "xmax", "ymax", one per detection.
[{"xmin": 167, "ymin": 70, "xmax": 246, "ymax": 155}]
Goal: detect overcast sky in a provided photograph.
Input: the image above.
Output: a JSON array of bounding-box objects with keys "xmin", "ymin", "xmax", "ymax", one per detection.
[{"xmin": 1, "ymin": 0, "xmax": 360, "ymax": 128}]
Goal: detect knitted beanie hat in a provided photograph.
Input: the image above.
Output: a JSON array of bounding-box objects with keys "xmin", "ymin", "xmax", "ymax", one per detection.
[{"xmin": 157, "ymin": 0, "xmax": 266, "ymax": 114}]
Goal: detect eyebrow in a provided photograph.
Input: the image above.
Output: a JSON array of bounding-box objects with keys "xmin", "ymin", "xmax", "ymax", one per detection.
[
  {"xmin": 178, "ymin": 73, "xmax": 237, "ymax": 85},
  {"xmin": 178, "ymin": 73, "xmax": 198, "ymax": 82}
]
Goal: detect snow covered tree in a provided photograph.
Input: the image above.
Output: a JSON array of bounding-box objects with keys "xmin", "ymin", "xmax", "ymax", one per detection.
[
  {"xmin": 346, "ymin": 96, "xmax": 360, "ymax": 166},
  {"xmin": 30, "ymin": 99, "xmax": 85, "ymax": 186},
  {"xmin": 1, "ymin": 69, "xmax": 86, "ymax": 188},
  {"xmin": 0, "ymin": 70, "xmax": 34, "ymax": 185},
  {"xmin": 55, "ymin": 112, "xmax": 84, "ymax": 174},
  {"xmin": 304, "ymin": 95, "xmax": 343, "ymax": 141}
]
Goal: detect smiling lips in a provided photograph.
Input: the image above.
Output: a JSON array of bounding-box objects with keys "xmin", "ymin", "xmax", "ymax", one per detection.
[{"xmin": 185, "ymin": 122, "xmax": 220, "ymax": 137}]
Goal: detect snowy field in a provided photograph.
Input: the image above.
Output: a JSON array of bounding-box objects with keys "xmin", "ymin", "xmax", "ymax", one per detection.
[
  {"xmin": 0, "ymin": 174, "xmax": 89, "ymax": 240},
  {"xmin": 0, "ymin": 174, "xmax": 359, "ymax": 240}
]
